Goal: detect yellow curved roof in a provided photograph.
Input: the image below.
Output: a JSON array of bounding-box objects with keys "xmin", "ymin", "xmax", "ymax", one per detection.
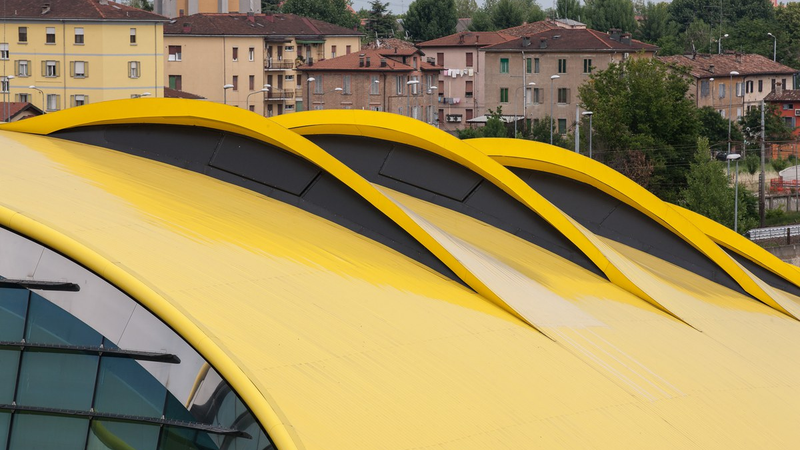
[{"xmin": 3, "ymin": 104, "xmax": 800, "ymax": 449}]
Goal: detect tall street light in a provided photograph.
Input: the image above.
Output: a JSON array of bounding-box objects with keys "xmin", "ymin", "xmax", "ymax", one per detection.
[
  {"xmin": 370, "ymin": 78, "xmax": 380, "ymax": 111},
  {"xmin": 406, "ymin": 79, "xmax": 419, "ymax": 118},
  {"xmin": 728, "ymin": 153, "xmax": 742, "ymax": 232},
  {"xmin": 223, "ymin": 84, "xmax": 234, "ymax": 105},
  {"xmin": 768, "ymin": 32, "xmax": 777, "ymax": 61},
  {"xmin": 718, "ymin": 33, "xmax": 729, "ymax": 54},
  {"xmin": 427, "ymin": 86, "xmax": 437, "ymax": 124},
  {"xmin": 305, "ymin": 77, "xmax": 315, "ymax": 112},
  {"xmin": 728, "ymin": 70, "xmax": 739, "ymax": 156},
  {"xmin": 247, "ymin": 87, "xmax": 269, "ymax": 111},
  {"xmin": 550, "ymin": 75, "xmax": 560, "ymax": 145},
  {"xmin": 29, "ymin": 86, "xmax": 44, "ymax": 110},
  {"xmin": 582, "ymin": 111, "xmax": 593, "ymax": 159}
]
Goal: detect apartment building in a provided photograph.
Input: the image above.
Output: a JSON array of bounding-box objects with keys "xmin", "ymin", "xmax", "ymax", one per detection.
[
  {"xmin": 417, "ymin": 31, "xmax": 515, "ymax": 131},
  {"xmin": 297, "ymin": 48, "xmax": 441, "ymax": 121},
  {"xmin": 658, "ymin": 53, "xmax": 798, "ymax": 122},
  {"xmin": 0, "ymin": 0, "xmax": 166, "ymax": 114},
  {"xmin": 482, "ymin": 27, "xmax": 657, "ymax": 135},
  {"xmin": 164, "ymin": 13, "xmax": 362, "ymax": 116},
  {"xmin": 155, "ymin": 0, "xmax": 260, "ymax": 18}
]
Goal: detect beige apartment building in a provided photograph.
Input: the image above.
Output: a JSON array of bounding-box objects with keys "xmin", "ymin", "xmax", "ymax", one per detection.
[
  {"xmin": 164, "ymin": 12, "xmax": 362, "ymax": 116},
  {"xmin": 482, "ymin": 27, "xmax": 657, "ymax": 135},
  {"xmin": 297, "ymin": 47, "xmax": 441, "ymax": 121},
  {"xmin": 155, "ymin": 0, "xmax": 260, "ymax": 18},
  {"xmin": 658, "ymin": 53, "xmax": 798, "ymax": 121}
]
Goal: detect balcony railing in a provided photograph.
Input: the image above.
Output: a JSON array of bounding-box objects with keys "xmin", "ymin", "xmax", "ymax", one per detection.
[
  {"xmin": 265, "ymin": 59, "xmax": 295, "ymax": 70},
  {"xmin": 266, "ymin": 89, "xmax": 295, "ymax": 100}
]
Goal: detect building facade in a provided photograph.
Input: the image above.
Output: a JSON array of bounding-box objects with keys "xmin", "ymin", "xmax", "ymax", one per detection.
[
  {"xmin": 155, "ymin": 0, "xmax": 261, "ymax": 18},
  {"xmin": 0, "ymin": 0, "xmax": 166, "ymax": 115},
  {"xmin": 164, "ymin": 13, "xmax": 362, "ymax": 116},
  {"xmin": 297, "ymin": 47, "xmax": 441, "ymax": 121},
  {"xmin": 482, "ymin": 27, "xmax": 657, "ymax": 136},
  {"xmin": 764, "ymin": 83, "xmax": 800, "ymax": 137},
  {"xmin": 658, "ymin": 53, "xmax": 798, "ymax": 121}
]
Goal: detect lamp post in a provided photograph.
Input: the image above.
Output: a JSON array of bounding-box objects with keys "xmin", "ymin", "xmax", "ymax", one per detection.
[
  {"xmin": 550, "ymin": 75, "xmax": 560, "ymax": 145},
  {"xmin": 426, "ymin": 86, "xmax": 437, "ymax": 124},
  {"xmin": 29, "ymin": 85, "xmax": 44, "ymax": 111},
  {"xmin": 728, "ymin": 70, "xmax": 739, "ymax": 157},
  {"xmin": 728, "ymin": 153, "xmax": 742, "ymax": 232},
  {"xmin": 369, "ymin": 78, "xmax": 380, "ymax": 111},
  {"xmin": 305, "ymin": 77, "xmax": 315, "ymax": 112},
  {"xmin": 582, "ymin": 111, "xmax": 593, "ymax": 159},
  {"xmin": 718, "ymin": 33, "xmax": 729, "ymax": 54},
  {"xmin": 515, "ymin": 82, "xmax": 535, "ymax": 138},
  {"xmin": 768, "ymin": 32, "xmax": 777, "ymax": 61},
  {"xmin": 247, "ymin": 87, "xmax": 269, "ymax": 111},
  {"xmin": 406, "ymin": 79, "xmax": 419, "ymax": 118},
  {"xmin": 223, "ymin": 84, "xmax": 234, "ymax": 105}
]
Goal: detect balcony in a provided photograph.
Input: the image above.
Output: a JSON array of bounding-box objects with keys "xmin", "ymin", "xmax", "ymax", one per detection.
[
  {"xmin": 265, "ymin": 59, "xmax": 295, "ymax": 70},
  {"xmin": 266, "ymin": 89, "xmax": 295, "ymax": 100}
]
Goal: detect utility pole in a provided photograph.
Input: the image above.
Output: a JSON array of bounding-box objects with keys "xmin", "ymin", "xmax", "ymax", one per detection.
[{"xmin": 760, "ymin": 100, "xmax": 766, "ymax": 227}]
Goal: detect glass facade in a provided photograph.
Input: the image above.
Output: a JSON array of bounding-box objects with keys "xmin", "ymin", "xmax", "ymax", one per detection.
[{"xmin": 0, "ymin": 229, "xmax": 273, "ymax": 450}]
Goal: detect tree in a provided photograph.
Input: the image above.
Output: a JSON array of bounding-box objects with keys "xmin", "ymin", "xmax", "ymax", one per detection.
[
  {"xmin": 282, "ymin": 0, "xmax": 359, "ymax": 29},
  {"xmin": 669, "ymin": 0, "xmax": 774, "ymax": 33},
  {"xmin": 739, "ymin": 104, "xmax": 795, "ymax": 146},
  {"xmin": 578, "ymin": 57, "xmax": 700, "ymax": 200},
  {"xmin": 364, "ymin": 0, "xmax": 397, "ymax": 40},
  {"xmin": 491, "ymin": 0, "xmax": 525, "ymax": 30},
  {"xmin": 468, "ymin": 10, "xmax": 496, "ymax": 31},
  {"xmin": 261, "ymin": 0, "xmax": 282, "ymax": 12},
  {"xmin": 455, "ymin": 0, "xmax": 479, "ymax": 18},
  {"xmin": 583, "ymin": 0, "xmax": 637, "ymax": 33},
  {"xmin": 698, "ymin": 106, "xmax": 743, "ymax": 150},
  {"xmin": 634, "ymin": 2, "xmax": 677, "ymax": 45},
  {"xmin": 404, "ymin": 0, "xmax": 457, "ymax": 41},
  {"xmin": 776, "ymin": 4, "xmax": 800, "ymax": 67},
  {"xmin": 555, "ymin": 0, "xmax": 582, "ymax": 21},
  {"xmin": 457, "ymin": 107, "xmax": 510, "ymax": 138},
  {"xmin": 126, "ymin": 0, "xmax": 153, "ymax": 10}
]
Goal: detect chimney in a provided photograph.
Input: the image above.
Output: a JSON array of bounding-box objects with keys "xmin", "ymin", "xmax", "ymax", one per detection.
[
  {"xmin": 621, "ymin": 33, "xmax": 631, "ymax": 45},
  {"xmin": 41, "ymin": 2, "xmax": 51, "ymax": 14},
  {"xmin": 99, "ymin": 0, "xmax": 108, "ymax": 5},
  {"xmin": 539, "ymin": 37, "xmax": 547, "ymax": 49},
  {"xmin": 265, "ymin": 12, "xmax": 274, "ymax": 22},
  {"xmin": 476, "ymin": 35, "xmax": 479, "ymax": 43},
  {"xmin": 380, "ymin": 58, "xmax": 387, "ymax": 67},
  {"xmin": 247, "ymin": 11, "xmax": 255, "ymax": 23},
  {"xmin": 182, "ymin": 23, "xmax": 192, "ymax": 33},
  {"xmin": 394, "ymin": 48, "xmax": 398, "ymax": 53},
  {"xmin": 359, "ymin": 54, "xmax": 365, "ymax": 67},
  {"xmin": 522, "ymin": 36, "xmax": 531, "ymax": 47},
  {"xmin": 709, "ymin": 64, "xmax": 714, "ymax": 74},
  {"xmin": 308, "ymin": 56, "xmax": 313, "ymax": 66},
  {"xmin": 609, "ymin": 28, "xmax": 621, "ymax": 41},
  {"xmin": 735, "ymin": 52, "xmax": 742, "ymax": 63},
  {"xmin": 366, "ymin": 57, "xmax": 371, "ymax": 67},
  {"xmin": 777, "ymin": 81, "xmax": 784, "ymax": 95},
  {"xmin": 459, "ymin": 34, "xmax": 465, "ymax": 44}
]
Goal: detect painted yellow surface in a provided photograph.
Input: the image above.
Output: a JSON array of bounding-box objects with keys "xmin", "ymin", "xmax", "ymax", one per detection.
[{"xmin": 3, "ymin": 129, "xmax": 800, "ymax": 449}]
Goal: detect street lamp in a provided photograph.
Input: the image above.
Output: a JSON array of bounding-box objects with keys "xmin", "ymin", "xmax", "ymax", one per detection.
[
  {"xmin": 426, "ymin": 86, "xmax": 437, "ymax": 124},
  {"xmin": 406, "ymin": 79, "xmax": 419, "ymax": 118},
  {"xmin": 768, "ymin": 32, "xmax": 777, "ymax": 61},
  {"xmin": 305, "ymin": 77, "xmax": 316, "ymax": 112},
  {"xmin": 728, "ymin": 153, "xmax": 742, "ymax": 232},
  {"xmin": 29, "ymin": 85, "xmax": 44, "ymax": 110},
  {"xmin": 222, "ymin": 84, "xmax": 234, "ymax": 105},
  {"xmin": 515, "ymin": 81, "xmax": 535, "ymax": 138},
  {"xmin": 246, "ymin": 87, "xmax": 269, "ymax": 111},
  {"xmin": 550, "ymin": 75, "xmax": 560, "ymax": 145},
  {"xmin": 370, "ymin": 78, "xmax": 380, "ymax": 111},
  {"xmin": 582, "ymin": 111, "xmax": 593, "ymax": 159},
  {"xmin": 728, "ymin": 70, "xmax": 739, "ymax": 156},
  {"xmin": 718, "ymin": 33, "xmax": 729, "ymax": 54}
]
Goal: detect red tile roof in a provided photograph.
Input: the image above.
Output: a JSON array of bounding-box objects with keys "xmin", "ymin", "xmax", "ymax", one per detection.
[
  {"xmin": 499, "ymin": 21, "xmax": 558, "ymax": 37},
  {"xmin": 658, "ymin": 53, "xmax": 797, "ymax": 79},
  {"xmin": 164, "ymin": 87, "xmax": 205, "ymax": 99},
  {"xmin": 418, "ymin": 31, "xmax": 516, "ymax": 48},
  {"xmin": 0, "ymin": 0, "xmax": 166, "ymax": 21},
  {"xmin": 764, "ymin": 89, "xmax": 800, "ymax": 102},
  {"xmin": 298, "ymin": 49, "xmax": 440, "ymax": 73},
  {"xmin": 0, "ymin": 102, "xmax": 44, "ymax": 122},
  {"xmin": 484, "ymin": 28, "xmax": 657, "ymax": 52},
  {"xmin": 363, "ymin": 38, "xmax": 417, "ymax": 51},
  {"xmin": 164, "ymin": 13, "xmax": 362, "ymax": 37}
]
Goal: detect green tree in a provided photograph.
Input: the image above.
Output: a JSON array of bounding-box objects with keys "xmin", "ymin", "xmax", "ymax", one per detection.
[
  {"xmin": 527, "ymin": 115, "xmax": 571, "ymax": 149},
  {"xmin": 127, "ymin": 0, "xmax": 153, "ymax": 10},
  {"xmin": 491, "ymin": 0, "xmax": 525, "ymax": 29},
  {"xmin": 457, "ymin": 107, "xmax": 510, "ymax": 138},
  {"xmin": 404, "ymin": 0, "xmax": 457, "ymax": 41},
  {"xmin": 583, "ymin": 0, "xmax": 637, "ymax": 33},
  {"xmin": 455, "ymin": 0, "xmax": 479, "ymax": 18},
  {"xmin": 578, "ymin": 57, "xmax": 700, "ymax": 200},
  {"xmin": 728, "ymin": 18, "xmax": 774, "ymax": 59},
  {"xmin": 555, "ymin": 0, "xmax": 582, "ymax": 21},
  {"xmin": 364, "ymin": 0, "xmax": 397, "ymax": 40},
  {"xmin": 684, "ymin": 19, "xmax": 713, "ymax": 54},
  {"xmin": 261, "ymin": 0, "xmax": 282, "ymax": 12},
  {"xmin": 469, "ymin": 0, "xmax": 543, "ymax": 31},
  {"xmin": 468, "ymin": 10, "xmax": 496, "ymax": 31},
  {"xmin": 698, "ymin": 106, "xmax": 743, "ymax": 150},
  {"xmin": 776, "ymin": 4, "xmax": 800, "ymax": 67},
  {"xmin": 634, "ymin": 2, "xmax": 677, "ymax": 45},
  {"xmin": 282, "ymin": 0, "xmax": 359, "ymax": 29},
  {"xmin": 739, "ymin": 104, "xmax": 795, "ymax": 145},
  {"xmin": 669, "ymin": 0, "xmax": 774, "ymax": 33}
]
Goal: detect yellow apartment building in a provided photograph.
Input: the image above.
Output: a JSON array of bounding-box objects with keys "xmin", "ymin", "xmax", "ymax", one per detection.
[
  {"xmin": 0, "ymin": 0, "xmax": 166, "ymax": 114},
  {"xmin": 164, "ymin": 12, "xmax": 362, "ymax": 116},
  {"xmin": 155, "ymin": 0, "xmax": 260, "ymax": 18}
]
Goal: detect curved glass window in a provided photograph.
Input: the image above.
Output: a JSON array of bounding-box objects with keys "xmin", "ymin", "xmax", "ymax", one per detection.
[{"xmin": 0, "ymin": 227, "xmax": 274, "ymax": 450}]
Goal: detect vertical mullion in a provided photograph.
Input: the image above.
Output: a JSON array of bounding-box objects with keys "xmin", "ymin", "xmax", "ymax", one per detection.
[
  {"xmin": 82, "ymin": 337, "xmax": 106, "ymax": 450},
  {"xmin": 5, "ymin": 290, "xmax": 31, "ymax": 450}
]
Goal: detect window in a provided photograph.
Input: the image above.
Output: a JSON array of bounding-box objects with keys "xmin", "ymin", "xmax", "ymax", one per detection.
[
  {"xmin": 719, "ymin": 83, "xmax": 726, "ymax": 99},
  {"xmin": 71, "ymin": 61, "xmax": 88, "ymax": 78},
  {"xmin": 285, "ymin": 45, "xmax": 294, "ymax": 52},
  {"xmin": 370, "ymin": 75, "xmax": 380, "ymax": 94},
  {"xmin": 525, "ymin": 86, "xmax": 532, "ymax": 104},
  {"xmin": 285, "ymin": 74, "xmax": 294, "ymax": 82},
  {"xmin": 43, "ymin": 60, "xmax": 59, "ymax": 78},
  {"xmin": 46, "ymin": 27, "xmax": 55, "ymax": 44},
  {"xmin": 249, "ymin": 75, "xmax": 255, "ymax": 90},
  {"xmin": 70, "ymin": 94, "xmax": 88, "ymax": 107},
  {"xmin": 168, "ymin": 46, "xmax": 182, "ymax": 61},
  {"xmin": 249, "ymin": 47, "xmax": 254, "ymax": 61},
  {"xmin": 232, "ymin": 75, "xmax": 238, "ymax": 90},
  {"xmin": 0, "ymin": 77, "xmax": 8, "ymax": 93},
  {"xmin": 784, "ymin": 116, "xmax": 795, "ymax": 129},
  {"xmin": 46, "ymin": 94, "xmax": 60, "ymax": 111},
  {"xmin": 500, "ymin": 58, "xmax": 509, "ymax": 73},
  {"xmin": 346, "ymin": 45, "xmax": 351, "ymax": 54},
  {"xmin": 500, "ymin": 87, "xmax": 509, "ymax": 103},
  {"xmin": 74, "ymin": 28, "xmax": 84, "ymax": 44},
  {"xmin": 410, "ymin": 76, "xmax": 419, "ymax": 95},
  {"xmin": 558, "ymin": 59, "xmax": 567, "ymax": 73},
  {"xmin": 557, "ymin": 87, "xmax": 570, "ymax": 104},
  {"xmin": 343, "ymin": 75, "xmax": 351, "ymax": 94},
  {"xmin": 331, "ymin": 45, "xmax": 337, "ymax": 58},
  {"xmin": 533, "ymin": 88, "xmax": 542, "ymax": 104},
  {"xmin": 18, "ymin": 26, "xmax": 27, "ymax": 43},
  {"xmin": 558, "ymin": 118, "xmax": 567, "ymax": 134},
  {"xmin": 437, "ymin": 52, "xmax": 444, "ymax": 66},
  {"xmin": 466, "ymin": 109, "xmax": 473, "ymax": 121},
  {"xmin": 746, "ymin": 80, "xmax": 753, "ymax": 94},
  {"xmin": 783, "ymin": 78, "xmax": 787, "ymax": 90},
  {"xmin": 0, "ymin": 43, "xmax": 7, "ymax": 60},
  {"xmin": 16, "ymin": 93, "xmax": 30, "ymax": 102},
  {"xmin": 759, "ymin": 79, "xmax": 763, "ymax": 93},
  {"xmin": 465, "ymin": 80, "xmax": 473, "ymax": 98},
  {"xmin": 168, "ymin": 75, "xmax": 182, "ymax": 90},
  {"xmin": 314, "ymin": 75, "xmax": 323, "ymax": 94},
  {"xmin": 736, "ymin": 82, "xmax": 743, "ymax": 97},
  {"xmin": 700, "ymin": 80, "xmax": 709, "ymax": 97},
  {"xmin": 396, "ymin": 75, "xmax": 406, "ymax": 95},
  {"xmin": 534, "ymin": 58, "xmax": 540, "ymax": 73},
  {"xmin": 783, "ymin": 103, "xmax": 794, "ymax": 110},
  {"xmin": 128, "ymin": 61, "xmax": 140, "ymax": 79},
  {"xmin": 772, "ymin": 78, "xmax": 776, "ymax": 92},
  {"xmin": 249, "ymin": 105, "xmax": 255, "ymax": 112},
  {"xmin": 130, "ymin": 28, "xmax": 136, "ymax": 44},
  {"xmin": 466, "ymin": 52, "xmax": 473, "ymax": 67},
  {"xmin": 583, "ymin": 58, "xmax": 592, "ymax": 73},
  {"xmin": 526, "ymin": 58, "xmax": 532, "ymax": 73},
  {"xmin": 232, "ymin": 47, "xmax": 239, "ymax": 61}
]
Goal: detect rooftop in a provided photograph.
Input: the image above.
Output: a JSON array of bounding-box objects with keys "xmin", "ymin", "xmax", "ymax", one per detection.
[
  {"xmin": 0, "ymin": 0, "xmax": 167, "ymax": 21},
  {"xmin": 764, "ymin": 88, "xmax": 800, "ymax": 102},
  {"xmin": 0, "ymin": 102, "xmax": 44, "ymax": 122},
  {"xmin": 418, "ymin": 31, "xmax": 516, "ymax": 48},
  {"xmin": 484, "ymin": 27, "xmax": 657, "ymax": 52},
  {"xmin": 164, "ymin": 87, "xmax": 206, "ymax": 99},
  {"xmin": 658, "ymin": 53, "xmax": 798, "ymax": 79},
  {"xmin": 164, "ymin": 13, "xmax": 362, "ymax": 37},
  {"xmin": 298, "ymin": 48, "xmax": 440, "ymax": 72}
]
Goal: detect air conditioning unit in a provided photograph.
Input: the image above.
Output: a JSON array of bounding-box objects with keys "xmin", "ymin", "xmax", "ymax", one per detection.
[{"xmin": 794, "ymin": 109, "xmax": 800, "ymax": 116}]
